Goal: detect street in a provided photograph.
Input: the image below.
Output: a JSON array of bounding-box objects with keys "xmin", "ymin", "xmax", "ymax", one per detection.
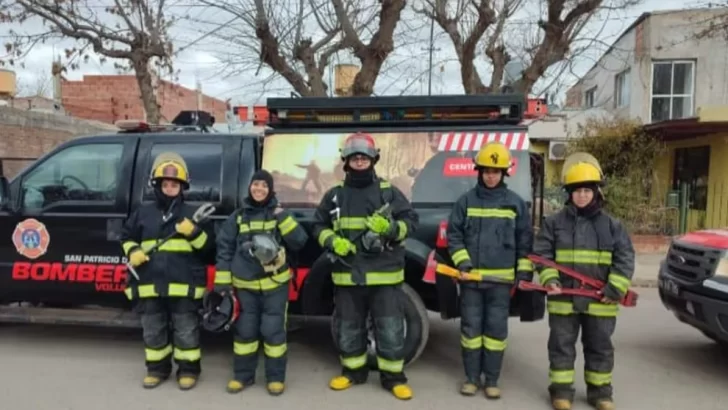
[{"xmin": 0, "ymin": 288, "xmax": 726, "ymax": 410}]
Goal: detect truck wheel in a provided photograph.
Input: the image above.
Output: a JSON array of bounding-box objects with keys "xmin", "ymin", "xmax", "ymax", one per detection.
[{"xmin": 330, "ymin": 283, "xmax": 430, "ymax": 370}]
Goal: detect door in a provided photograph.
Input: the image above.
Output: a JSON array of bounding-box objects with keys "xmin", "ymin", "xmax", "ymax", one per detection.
[{"xmin": 0, "ymin": 137, "xmax": 138, "ymax": 308}]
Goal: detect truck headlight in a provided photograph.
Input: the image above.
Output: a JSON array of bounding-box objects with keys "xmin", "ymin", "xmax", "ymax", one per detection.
[{"xmin": 714, "ymin": 257, "xmax": 728, "ymax": 278}]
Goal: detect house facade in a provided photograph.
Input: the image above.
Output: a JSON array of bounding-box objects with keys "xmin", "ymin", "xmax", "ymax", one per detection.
[{"xmin": 565, "ymin": 8, "xmax": 728, "ymax": 231}]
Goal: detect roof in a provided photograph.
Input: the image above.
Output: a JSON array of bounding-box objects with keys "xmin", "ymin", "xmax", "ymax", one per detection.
[{"xmin": 643, "ymin": 117, "xmax": 728, "ymax": 141}]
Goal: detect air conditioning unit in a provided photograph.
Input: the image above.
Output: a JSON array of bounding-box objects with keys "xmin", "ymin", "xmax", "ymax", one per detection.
[{"xmin": 549, "ymin": 140, "xmax": 568, "ymax": 160}]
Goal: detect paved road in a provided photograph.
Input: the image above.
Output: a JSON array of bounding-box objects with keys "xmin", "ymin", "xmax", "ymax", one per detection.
[{"xmin": 0, "ymin": 289, "xmax": 726, "ymax": 410}]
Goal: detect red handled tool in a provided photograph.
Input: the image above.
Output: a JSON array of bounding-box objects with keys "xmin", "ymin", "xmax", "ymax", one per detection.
[{"xmin": 523, "ymin": 254, "xmax": 639, "ymax": 308}]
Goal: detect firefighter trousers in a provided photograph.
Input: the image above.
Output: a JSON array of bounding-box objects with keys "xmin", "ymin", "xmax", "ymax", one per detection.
[
  {"xmin": 334, "ymin": 284, "xmax": 407, "ymax": 390},
  {"xmin": 459, "ymin": 284, "xmax": 511, "ymax": 387},
  {"xmin": 548, "ymin": 309, "xmax": 617, "ymax": 403},
  {"xmin": 138, "ymin": 297, "xmax": 202, "ymax": 378},
  {"xmin": 232, "ymin": 286, "xmax": 288, "ymax": 385}
]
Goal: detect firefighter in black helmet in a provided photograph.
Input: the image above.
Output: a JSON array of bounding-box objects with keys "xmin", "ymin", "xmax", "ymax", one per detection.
[
  {"xmin": 446, "ymin": 141, "xmax": 534, "ymax": 399},
  {"xmin": 533, "ymin": 153, "xmax": 635, "ymax": 410},
  {"xmin": 119, "ymin": 152, "xmax": 214, "ymax": 391},
  {"xmin": 214, "ymin": 169, "xmax": 308, "ymax": 396},
  {"xmin": 312, "ymin": 132, "xmax": 419, "ymax": 401}
]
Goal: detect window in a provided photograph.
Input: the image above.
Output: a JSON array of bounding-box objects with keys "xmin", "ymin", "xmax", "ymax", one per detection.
[
  {"xmin": 143, "ymin": 143, "xmax": 223, "ymax": 203},
  {"xmin": 614, "ymin": 69, "xmax": 630, "ymax": 108},
  {"xmin": 651, "ymin": 60, "xmax": 694, "ymax": 122},
  {"xmin": 20, "ymin": 143, "xmax": 123, "ymax": 211},
  {"xmin": 672, "ymin": 146, "xmax": 710, "ymax": 210},
  {"xmin": 584, "ymin": 86, "xmax": 596, "ymax": 108}
]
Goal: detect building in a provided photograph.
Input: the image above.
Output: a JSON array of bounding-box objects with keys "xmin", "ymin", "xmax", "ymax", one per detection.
[
  {"xmin": 60, "ymin": 75, "xmax": 229, "ymax": 124},
  {"xmin": 565, "ymin": 8, "xmax": 728, "ymax": 232}
]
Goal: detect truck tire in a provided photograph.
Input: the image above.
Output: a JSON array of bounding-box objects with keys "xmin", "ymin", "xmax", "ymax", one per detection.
[{"xmin": 330, "ymin": 282, "xmax": 430, "ymax": 370}]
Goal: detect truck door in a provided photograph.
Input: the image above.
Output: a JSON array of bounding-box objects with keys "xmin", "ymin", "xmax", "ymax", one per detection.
[{"xmin": 0, "ymin": 137, "xmax": 138, "ymax": 307}]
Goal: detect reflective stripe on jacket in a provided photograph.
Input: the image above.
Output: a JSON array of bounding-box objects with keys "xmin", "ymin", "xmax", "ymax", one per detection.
[
  {"xmin": 532, "ymin": 205, "xmax": 635, "ymax": 316},
  {"xmin": 119, "ymin": 202, "xmax": 214, "ymax": 300},
  {"xmin": 214, "ymin": 196, "xmax": 308, "ymax": 290}
]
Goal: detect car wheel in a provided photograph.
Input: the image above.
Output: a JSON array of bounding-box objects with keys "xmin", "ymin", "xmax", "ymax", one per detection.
[{"xmin": 330, "ymin": 283, "xmax": 430, "ymax": 370}]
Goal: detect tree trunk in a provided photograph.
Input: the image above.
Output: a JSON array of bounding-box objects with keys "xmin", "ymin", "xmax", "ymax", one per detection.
[{"xmin": 132, "ymin": 56, "xmax": 161, "ymax": 125}]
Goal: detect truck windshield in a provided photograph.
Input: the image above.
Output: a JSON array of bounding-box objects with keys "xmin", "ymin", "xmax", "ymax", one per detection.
[{"xmin": 261, "ymin": 130, "xmax": 532, "ymax": 207}]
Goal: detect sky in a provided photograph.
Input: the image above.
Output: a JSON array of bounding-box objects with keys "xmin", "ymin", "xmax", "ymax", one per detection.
[{"xmin": 0, "ymin": 0, "xmax": 710, "ymax": 112}]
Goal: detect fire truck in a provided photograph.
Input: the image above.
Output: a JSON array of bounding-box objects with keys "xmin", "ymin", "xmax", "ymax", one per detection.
[{"xmin": 0, "ymin": 94, "xmax": 547, "ymax": 368}]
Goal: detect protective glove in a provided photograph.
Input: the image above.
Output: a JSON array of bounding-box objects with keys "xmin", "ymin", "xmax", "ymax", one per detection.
[
  {"xmin": 599, "ymin": 283, "xmax": 623, "ymax": 304},
  {"xmin": 332, "ymin": 236, "xmax": 356, "ymax": 257},
  {"xmin": 366, "ymin": 214, "xmax": 392, "ymax": 235},
  {"xmin": 175, "ymin": 217, "xmax": 198, "ymax": 237},
  {"xmin": 129, "ymin": 249, "xmax": 149, "ymax": 268},
  {"xmin": 516, "ymin": 271, "xmax": 533, "ymax": 284},
  {"xmin": 457, "ymin": 261, "xmax": 473, "ymax": 273}
]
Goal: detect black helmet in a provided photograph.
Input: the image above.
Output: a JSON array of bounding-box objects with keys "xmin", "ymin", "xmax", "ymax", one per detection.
[{"xmin": 202, "ymin": 290, "xmax": 240, "ymax": 333}]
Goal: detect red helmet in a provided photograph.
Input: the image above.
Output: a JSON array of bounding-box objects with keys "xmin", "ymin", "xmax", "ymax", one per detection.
[
  {"xmin": 340, "ymin": 132, "xmax": 380, "ymax": 163},
  {"xmin": 202, "ymin": 290, "xmax": 240, "ymax": 333}
]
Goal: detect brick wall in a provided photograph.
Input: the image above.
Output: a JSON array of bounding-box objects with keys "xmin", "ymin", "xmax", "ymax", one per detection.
[
  {"xmin": 60, "ymin": 75, "xmax": 229, "ymax": 124},
  {"xmin": 564, "ymin": 83, "xmax": 583, "ymax": 108},
  {"xmin": 0, "ymin": 106, "xmax": 116, "ymax": 178}
]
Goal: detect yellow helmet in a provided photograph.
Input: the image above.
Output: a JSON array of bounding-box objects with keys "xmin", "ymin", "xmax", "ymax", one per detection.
[
  {"xmin": 561, "ymin": 152, "xmax": 603, "ymax": 186},
  {"xmin": 473, "ymin": 141, "xmax": 511, "ymax": 170},
  {"xmin": 150, "ymin": 152, "xmax": 190, "ymax": 188}
]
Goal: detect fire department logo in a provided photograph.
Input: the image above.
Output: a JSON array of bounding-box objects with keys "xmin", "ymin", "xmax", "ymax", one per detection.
[{"xmin": 12, "ymin": 218, "xmax": 50, "ymax": 260}]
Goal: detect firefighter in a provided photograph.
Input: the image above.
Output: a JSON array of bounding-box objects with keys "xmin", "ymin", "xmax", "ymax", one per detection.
[
  {"xmin": 119, "ymin": 152, "xmax": 214, "ymax": 391},
  {"xmin": 214, "ymin": 169, "xmax": 309, "ymax": 396},
  {"xmin": 312, "ymin": 132, "xmax": 419, "ymax": 401},
  {"xmin": 445, "ymin": 141, "xmax": 534, "ymax": 399},
  {"xmin": 532, "ymin": 153, "xmax": 635, "ymax": 410}
]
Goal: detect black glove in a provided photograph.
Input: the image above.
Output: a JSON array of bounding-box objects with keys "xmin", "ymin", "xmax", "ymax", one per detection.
[
  {"xmin": 457, "ymin": 261, "xmax": 473, "ymax": 272},
  {"xmin": 600, "ymin": 283, "xmax": 623, "ymax": 302},
  {"xmin": 516, "ymin": 271, "xmax": 533, "ymax": 284}
]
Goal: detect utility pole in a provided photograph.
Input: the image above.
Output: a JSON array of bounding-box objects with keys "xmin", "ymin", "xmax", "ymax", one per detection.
[{"xmin": 421, "ymin": 18, "xmax": 440, "ymax": 96}]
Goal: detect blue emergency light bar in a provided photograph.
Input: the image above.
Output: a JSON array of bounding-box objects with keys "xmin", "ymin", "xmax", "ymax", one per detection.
[{"xmin": 265, "ymin": 94, "xmax": 527, "ymax": 128}]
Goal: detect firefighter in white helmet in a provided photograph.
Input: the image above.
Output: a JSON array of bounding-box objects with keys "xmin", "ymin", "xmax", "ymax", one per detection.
[{"xmin": 532, "ymin": 153, "xmax": 635, "ymax": 410}]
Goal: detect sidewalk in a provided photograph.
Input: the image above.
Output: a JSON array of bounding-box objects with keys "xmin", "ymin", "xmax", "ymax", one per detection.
[{"xmin": 632, "ymin": 252, "xmax": 664, "ymax": 288}]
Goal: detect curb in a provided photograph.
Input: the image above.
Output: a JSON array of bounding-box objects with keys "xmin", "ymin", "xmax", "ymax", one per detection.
[{"xmin": 632, "ymin": 278, "xmax": 659, "ymax": 288}]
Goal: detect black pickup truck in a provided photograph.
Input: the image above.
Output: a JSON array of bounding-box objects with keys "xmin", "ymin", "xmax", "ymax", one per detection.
[{"xmin": 0, "ymin": 94, "xmax": 543, "ymax": 367}]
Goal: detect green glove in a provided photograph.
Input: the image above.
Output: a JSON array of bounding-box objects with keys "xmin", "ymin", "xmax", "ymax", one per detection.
[
  {"xmin": 366, "ymin": 214, "xmax": 391, "ymax": 235},
  {"xmin": 332, "ymin": 237, "xmax": 356, "ymax": 257}
]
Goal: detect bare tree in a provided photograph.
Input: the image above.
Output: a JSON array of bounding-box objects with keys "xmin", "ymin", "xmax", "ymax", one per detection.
[
  {"xmin": 416, "ymin": 0, "xmax": 642, "ymax": 95},
  {"xmin": 190, "ymin": 0, "xmax": 408, "ymax": 97},
  {"xmin": 14, "ymin": 68, "xmax": 52, "ymax": 98},
  {"xmin": 0, "ymin": 0, "xmax": 176, "ymax": 124}
]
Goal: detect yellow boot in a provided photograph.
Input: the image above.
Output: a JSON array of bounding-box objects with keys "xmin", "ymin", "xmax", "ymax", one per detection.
[
  {"xmin": 142, "ymin": 375, "xmax": 166, "ymax": 389},
  {"xmin": 267, "ymin": 382, "xmax": 285, "ymax": 396},
  {"xmin": 595, "ymin": 399, "xmax": 616, "ymax": 410},
  {"xmin": 226, "ymin": 380, "xmax": 245, "ymax": 394},
  {"xmin": 329, "ymin": 376, "xmax": 353, "ymax": 391},
  {"xmin": 459, "ymin": 382, "xmax": 478, "ymax": 396},
  {"xmin": 177, "ymin": 375, "xmax": 198, "ymax": 390},
  {"xmin": 484, "ymin": 386, "xmax": 501, "ymax": 400},
  {"xmin": 391, "ymin": 384, "xmax": 413, "ymax": 400},
  {"xmin": 552, "ymin": 398, "xmax": 572, "ymax": 410}
]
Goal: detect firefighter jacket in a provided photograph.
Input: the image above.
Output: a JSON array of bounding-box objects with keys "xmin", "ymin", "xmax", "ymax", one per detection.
[
  {"xmin": 446, "ymin": 183, "xmax": 533, "ymax": 285},
  {"xmin": 214, "ymin": 196, "xmax": 308, "ymax": 292},
  {"xmin": 532, "ymin": 204, "xmax": 635, "ymax": 316},
  {"xmin": 312, "ymin": 178, "xmax": 419, "ymax": 287},
  {"xmin": 119, "ymin": 202, "xmax": 214, "ymax": 300}
]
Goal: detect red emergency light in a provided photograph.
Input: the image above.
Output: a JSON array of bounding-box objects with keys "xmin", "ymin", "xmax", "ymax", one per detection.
[
  {"xmin": 234, "ymin": 105, "xmax": 270, "ymax": 126},
  {"xmin": 115, "ymin": 119, "xmax": 151, "ymax": 132}
]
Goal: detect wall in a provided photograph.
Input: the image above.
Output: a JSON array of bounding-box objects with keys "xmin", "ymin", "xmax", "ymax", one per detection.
[
  {"xmin": 0, "ymin": 106, "xmax": 116, "ymax": 178},
  {"xmin": 529, "ymin": 140, "xmax": 561, "ymax": 187},
  {"xmin": 60, "ymin": 75, "xmax": 229, "ymax": 124},
  {"xmin": 564, "ymin": 24, "xmax": 637, "ymax": 117},
  {"xmin": 644, "ymin": 9, "xmax": 728, "ymax": 121},
  {"xmin": 652, "ymin": 133, "xmax": 728, "ymax": 231}
]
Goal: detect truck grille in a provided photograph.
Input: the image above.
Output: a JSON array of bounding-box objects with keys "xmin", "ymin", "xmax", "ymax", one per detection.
[{"xmin": 666, "ymin": 241, "xmax": 722, "ymax": 281}]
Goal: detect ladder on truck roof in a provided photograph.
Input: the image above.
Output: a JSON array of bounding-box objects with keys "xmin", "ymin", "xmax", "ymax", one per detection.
[{"xmin": 262, "ymin": 94, "xmax": 546, "ymax": 129}]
